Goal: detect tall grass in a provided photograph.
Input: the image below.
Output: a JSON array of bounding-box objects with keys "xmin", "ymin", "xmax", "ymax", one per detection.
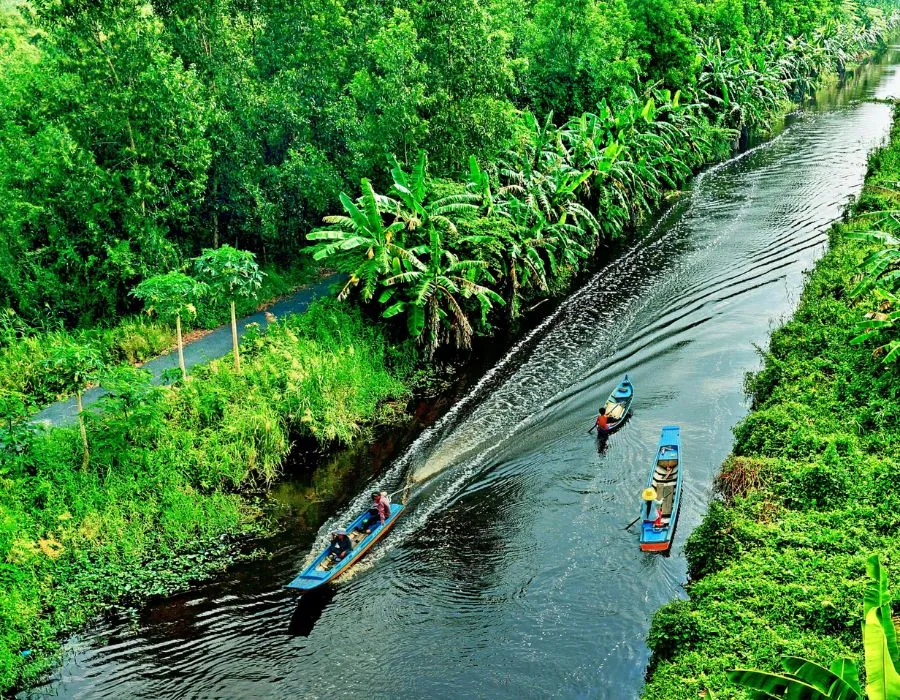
[{"xmin": 0, "ymin": 299, "xmax": 412, "ymax": 693}]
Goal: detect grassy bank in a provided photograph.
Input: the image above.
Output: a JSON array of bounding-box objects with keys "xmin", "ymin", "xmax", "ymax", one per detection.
[
  {"xmin": 641, "ymin": 111, "xmax": 900, "ymax": 698},
  {"xmin": 0, "ymin": 300, "xmax": 413, "ymax": 692},
  {"xmin": 0, "ymin": 263, "xmax": 319, "ymax": 410}
]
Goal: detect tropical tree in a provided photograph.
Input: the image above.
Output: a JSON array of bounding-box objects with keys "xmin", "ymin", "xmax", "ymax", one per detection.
[
  {"xmin": 349, "ymin": 7, "xmax": 429, "ymax": 167},
  {"xmin": 42, "ymin": 342, "xmax": 104, "ymax": 470},
  {"xmin": 380, "ymin": 229, "xmax": 504, "ymax": 356},
  {"xmin": 193, "ymin": 246, "xmax": 264, "ymax": 372},
  {"xmin": 385, "ymin": 151, "xmax": 479, "ymax": 235},
  {"xmin": 697, "ymin": 37, "xmax": 787, "ymax": 139},
  {"xmin": 466, "ymin": 156, "xmax": 497, "ymax": 216},
  {"xmin": 725, "ymin": 555, "xmax": 900, "ymax": 699},
  {"xmin": 131, "ymin": 271, "xmax": 207, "ymax": 380},
  {"xmin": 307, "ymin": 179, "xmax": 410, "ymax": 301},
  {"xmin": 848, "ymin": 223, "xmax": 900, "ymax": 364},
  {"xmin": 462, "ymin": 217, "xmax": 549, "ymax": 320}
]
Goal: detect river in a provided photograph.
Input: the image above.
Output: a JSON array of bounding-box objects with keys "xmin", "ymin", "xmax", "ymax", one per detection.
[{"xmin": 25, "ymin": 51, "xmax": 900, "ymax": 700}]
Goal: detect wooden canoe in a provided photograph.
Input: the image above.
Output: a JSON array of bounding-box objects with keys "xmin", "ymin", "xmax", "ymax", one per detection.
[
  {"xmin": 285, "ymin": 503, "xmax": 404, "ymax": 591},
  {"xmin": 639, "ymin": 425, "xmax": 683, "ymax": 553},
  {"xmin": 596, "ymin": 374, "xmax": 634, "ymax": 435}
]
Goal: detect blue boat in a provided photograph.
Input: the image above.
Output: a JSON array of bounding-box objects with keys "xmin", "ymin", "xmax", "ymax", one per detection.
[
  {"xmin": 639, "ymin": 426, "xmax": 683, "ymax": 553},
  {"xmin": 286, "ymin": 503, "xmax": 404, "ymax": 591},
  {"xmin": 595, "ymin": 374, "xmax": 634, "ymax": 434}
]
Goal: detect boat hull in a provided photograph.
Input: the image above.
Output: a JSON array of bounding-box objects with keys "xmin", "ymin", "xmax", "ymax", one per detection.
[{"xmin": 286, "ymin": 503, "xmax": 404, "ymax": 591}]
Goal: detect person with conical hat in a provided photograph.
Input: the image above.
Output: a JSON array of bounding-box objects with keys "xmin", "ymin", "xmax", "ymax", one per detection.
[{"xmin": 642, "ymin": 487, "xmax": 664, "ymax": 527}]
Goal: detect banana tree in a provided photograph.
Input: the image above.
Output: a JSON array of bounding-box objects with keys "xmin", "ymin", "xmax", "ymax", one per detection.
[
  {"xmin": 726, "ymin": 555, "xmax": 900, "ymax": 699},
  {"xmin": 386, "ymin": 151, "xmax": 479, "ymax": 236},
  {"xmin": 848, "ymin": 226, "xmax": 900, "ymax": 364},
  {"xmin": 380, "ymin": 229, "xmax": 504, "ymax": 356},
  {"xmin": 193, "ymin": 245, "xmax": 264, "ymax": 373},
  {"xmin": 467, "ymin": 156, "xmax": 496, "ymax": 216},
  {"xmin": 131, "ymin": 271, "xmax": 207, "ymax": 380},
  {"xmin": 306, "ymin": 178, "xmax": 410, "ymax": 301},
  {"xmin": 462, "ymin": 214, "xmax": 550, "ymax": 321}
]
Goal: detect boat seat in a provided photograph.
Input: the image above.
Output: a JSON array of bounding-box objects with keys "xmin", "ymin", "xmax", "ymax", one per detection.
[
  {"xmin": 657, "ymin": 458, "xmax": 678, "ymax": 468},
  {"xmin": 605, "ymin": 403, "xmax": 626, "ymax": 420},
  {"xmin": 659, "ymin": 483, "xmax": 676, "ymax": 515}
]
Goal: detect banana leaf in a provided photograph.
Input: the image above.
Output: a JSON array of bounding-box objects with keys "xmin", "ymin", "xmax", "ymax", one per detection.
[{"xmin": 863, "ymin": 607, "xmax": 900, "ymax": 700}]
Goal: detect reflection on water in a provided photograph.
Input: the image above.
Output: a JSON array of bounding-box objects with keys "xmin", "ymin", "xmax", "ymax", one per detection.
[
  {"xmin": 24, "ymin": 50, "xmax": 900, "ymax": 700},
  {"xmin": 287, "ymin": 588, "xmax": 335, "ymax": 638}
]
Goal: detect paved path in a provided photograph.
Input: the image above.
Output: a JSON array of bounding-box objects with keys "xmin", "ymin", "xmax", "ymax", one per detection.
[{"xmin": 33, "ymin": 275, "xmax": 340, "ymax": 427}]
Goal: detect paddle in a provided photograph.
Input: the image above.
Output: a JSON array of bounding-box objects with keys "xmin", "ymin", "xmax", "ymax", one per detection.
[{"xmin": 623, "ymin": 515, "xmax": 641, "ymax": 530}]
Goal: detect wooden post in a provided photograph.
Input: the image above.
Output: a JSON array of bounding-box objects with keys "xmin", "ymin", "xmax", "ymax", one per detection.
[
  {"xmin": 76, "ymin": 391, "xmax": 89, "ymax": 471},
  {"xmin": 230, "ymin": 299, "xmax": 240, "ymax": 372},
  {"xmin": 176, "ymin": 314, "xmax": 187, "ymax": 380}
]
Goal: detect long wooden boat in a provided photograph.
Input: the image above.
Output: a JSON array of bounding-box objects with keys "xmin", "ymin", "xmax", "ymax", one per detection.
[
  {"xmin": 639, "ymin": 425, "xmax": 683, "ymax": 553},
  {"xmin": 286, "ymin": 503, "xmax": 404, "ymax": 591},
  {"xmin": 596, "ymin": 374, "xmax": 634, "ymax": 435}
]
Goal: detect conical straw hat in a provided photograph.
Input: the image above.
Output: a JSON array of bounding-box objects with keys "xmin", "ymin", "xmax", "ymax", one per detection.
[{"xmin": 642, "ymin": 487, "xmax": 658, "ymax": 501}]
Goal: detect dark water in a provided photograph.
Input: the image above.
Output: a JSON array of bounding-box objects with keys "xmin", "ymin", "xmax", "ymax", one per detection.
[{"xmin": 26, "ymin": 56, "xmax": 900, "ymax": 700}]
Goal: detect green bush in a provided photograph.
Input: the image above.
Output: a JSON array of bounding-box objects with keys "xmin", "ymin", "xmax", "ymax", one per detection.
[
  {"xmin": 684, "ymin": 499, "xmax": 742, "ymax": 581},
  {"xmin": 647, "ymin": 599, "xmax": 701, "ymax": 662}
]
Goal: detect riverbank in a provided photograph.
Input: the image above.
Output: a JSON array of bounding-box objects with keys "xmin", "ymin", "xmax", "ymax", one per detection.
[
  {"xmin": 0, "ymin": 300, "xmax": 414, "ymax": 693},
  {"xmin": 641, "ymin": 108, "xmax": 900, "ymax": 698}
]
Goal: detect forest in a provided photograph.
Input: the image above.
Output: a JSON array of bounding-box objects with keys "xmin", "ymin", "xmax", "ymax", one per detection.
[
  {"xmin": 2, "ymin": 0, "xmax": 900, "ymax": 695},
  {"xmin": 0, "ymin": 0, "xmax": 896, "ymax": 333}
]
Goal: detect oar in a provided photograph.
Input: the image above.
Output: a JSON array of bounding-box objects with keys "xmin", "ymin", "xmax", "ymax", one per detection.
[
  {"xmin": 623, "ymin": 515, "xmax": 641, "ymax": 530},
  {"xmin": 587, "ymin": 420, "xmax": 597, "ymax": 434}
]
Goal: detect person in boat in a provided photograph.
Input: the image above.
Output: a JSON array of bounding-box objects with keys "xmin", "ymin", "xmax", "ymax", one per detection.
[
  {"xmin": 596, "ymin": 406, "xmax": 609, "ymax": 432},
  {"xmin": 641, "ymin": 487, "xmax": 663, "ymax": 523},
  {"xmin": 359, "ymin": 492, "xmax": 391, "ymax": 534},
  {"xmin": 328, "ymin": 529, "xmax": 352, "ymax": 561}
]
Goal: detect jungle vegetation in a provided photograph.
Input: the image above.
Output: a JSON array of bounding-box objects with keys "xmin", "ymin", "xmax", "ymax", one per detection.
[
  {"xmin": 1, "ymin": 0, "xmax": 898, "ymax": 334},
  {"xmin": 1, "ymin": 0, "xmax": 900, "ymax": 694}
]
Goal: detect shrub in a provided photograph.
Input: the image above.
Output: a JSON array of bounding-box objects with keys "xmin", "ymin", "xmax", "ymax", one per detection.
[{"xmin": 647, "ymin": 599, "xmax": 701, "ymax": 662}]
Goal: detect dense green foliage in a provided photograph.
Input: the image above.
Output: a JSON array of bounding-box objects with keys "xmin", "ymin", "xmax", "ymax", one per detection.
[
  {"xmin": 642, "ymin": 112, "xmax": 900, "ymax": 699},
  {"xmin": 847, "ymin": 131, "xmax": 900, "ymax": 364},
  {"xmin": 0, "ymin": 300, "xmax": 412, "ymax": 692},
  {"xmin": 1, "ymin": 0, "xmax": 899, "ymax": 694},
  {"xmin": 306, "ymin": 5, "xmax": 900, "ymax": 354},
  {"xmin": 724, "ymin": 556, "xmax": 898, "ymax": 699},
  {"xmin": 1, "ymin": 0, "xmax": 897, "ymax": 327},
  {"xmin": 0, "ymin": 264, "xmax": 306, "ymax": 410}
]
